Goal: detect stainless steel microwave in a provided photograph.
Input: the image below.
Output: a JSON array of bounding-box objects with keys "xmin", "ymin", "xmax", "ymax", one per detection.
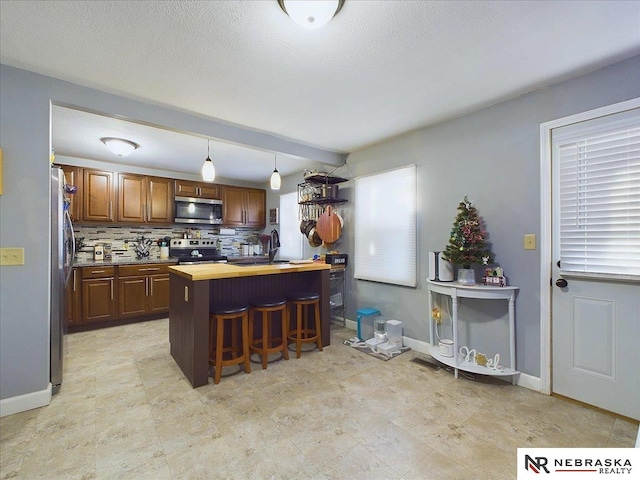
[{"xmin": 174, "ymin": 196, "xmax": 223, "ymax": 225}]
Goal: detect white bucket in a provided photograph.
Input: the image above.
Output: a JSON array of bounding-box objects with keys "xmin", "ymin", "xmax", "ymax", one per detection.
[{"xmin": 439, "ymin": 339, "xmax": 454, "ymax": 357}]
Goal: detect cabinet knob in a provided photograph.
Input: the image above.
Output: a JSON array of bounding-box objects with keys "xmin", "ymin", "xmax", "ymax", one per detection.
[{"xmin": 555, "ymin": 278, "xmax": 568, "ymax": 288}]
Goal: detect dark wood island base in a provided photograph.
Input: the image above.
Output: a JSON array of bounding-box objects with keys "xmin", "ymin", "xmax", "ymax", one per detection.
[{"xmin": 168, "ymin": 262, "xmax": 331, "ymax": 387}]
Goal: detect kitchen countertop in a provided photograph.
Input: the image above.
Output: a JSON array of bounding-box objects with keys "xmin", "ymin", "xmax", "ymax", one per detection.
[
  {"xmin": 73, "ymin": 257, "xmax": 179, "ymax": 268},
  {"xmin": 169, "ymin": 261, "xmax": 331, "ymax": 281}
]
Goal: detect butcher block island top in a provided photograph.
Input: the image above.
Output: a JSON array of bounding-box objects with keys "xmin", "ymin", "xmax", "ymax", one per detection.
[
  {"xmin": 169, "ymin": 261, "xmax": 332, "ymax": 387},
  {"xmin": 168, "ymin": 261, "xmax": 331, "ymax": 281}
]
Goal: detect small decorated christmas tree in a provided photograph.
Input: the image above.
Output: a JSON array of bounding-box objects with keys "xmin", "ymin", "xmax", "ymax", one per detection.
[{"xmin": 443, "ymin": 196, "xmax": 493, "ymax": 269}]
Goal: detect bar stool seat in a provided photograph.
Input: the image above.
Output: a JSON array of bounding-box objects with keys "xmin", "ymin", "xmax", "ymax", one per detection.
[
  {"xmin": 249, "ymin": 296, "xmax": 289, "ymax": 369},
  {"xmin": 209, "ymin": 301, "xmax": 251, "ymax": 384},
  {"xmin": 286, "ymin": 291, "xmax": 323, "ymax": 358}
]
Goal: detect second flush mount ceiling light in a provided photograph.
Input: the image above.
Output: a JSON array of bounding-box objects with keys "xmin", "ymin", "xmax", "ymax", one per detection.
[{"xmin": 278, "ymin": 0, "xmax": 344, "ymax": 29}]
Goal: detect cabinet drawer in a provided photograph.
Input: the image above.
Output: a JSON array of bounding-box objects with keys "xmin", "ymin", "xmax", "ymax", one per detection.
[
  {"xmin": 118, "ymin": 263, "xmax": 173, "ymax": 277},
  {"xmin": 82, "ymin": 266, "xmax": 115, "ymax": 279}
]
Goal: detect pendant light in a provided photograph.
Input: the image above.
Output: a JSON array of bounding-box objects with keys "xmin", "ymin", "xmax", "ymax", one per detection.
[
  {"xmin": 201, "ymin": 139, "xmax": 216, "ymax": 182},
  {"xmin": 278, "ymin": 0, "xmax": 344, "ymax": 30},
  {"xmin": 270, "ymin": 153, "xmax": 281, "ymax": 190}
]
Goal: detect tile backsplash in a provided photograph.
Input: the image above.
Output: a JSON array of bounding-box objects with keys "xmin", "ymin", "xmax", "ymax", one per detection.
[{"xmin": 73, "ymin": 224, "xmax": 264, "ymax": 262}]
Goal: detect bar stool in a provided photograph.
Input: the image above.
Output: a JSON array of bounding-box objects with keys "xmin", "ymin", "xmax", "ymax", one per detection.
[
  {"xmin": 286, "ymin": 291, "xmax": 323, "ymax": 358},
  {"xmin": 209, "ymin": 302, "xmax": 251, "ymax": 384},
  {"xmin": 249, "ymin": 297, "xmax": 289, "ymax": 369}
]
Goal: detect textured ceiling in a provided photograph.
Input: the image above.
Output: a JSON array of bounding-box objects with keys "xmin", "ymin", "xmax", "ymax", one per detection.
[{"xmin": 1, "ymin": 0, "xmax": 639, "ymax": 181}]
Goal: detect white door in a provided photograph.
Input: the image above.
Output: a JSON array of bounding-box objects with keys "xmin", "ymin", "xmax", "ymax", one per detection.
[{"xmin": 551, "ymin": 106, "xmax": 640, "ymax": 421}]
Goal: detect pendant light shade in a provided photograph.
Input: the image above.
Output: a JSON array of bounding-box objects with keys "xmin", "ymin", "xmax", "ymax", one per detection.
[
  {"xmin": 278, "ymin": 0, "xmax": 344, "ymax": 30},
  {"xmin": 270, "ymin": 154, "xmax": 281, "ymax": 190},
  {"xmin": 201, "ymin": 140, "xmax": 216, "ymax": 182},
  {"xmin": 101, "ymin": 137, "xmax": 139, "ymax": 157}
]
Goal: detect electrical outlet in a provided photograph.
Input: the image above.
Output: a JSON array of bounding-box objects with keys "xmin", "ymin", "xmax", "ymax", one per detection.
[
  {"xmin": 524, "ymin": 234, "xmax": 536, "ymax": 250},
  {"xmin": 233, "ymin": 242, "xmax": 240, "ymax": 249},
  {"xmin": 0, "ymin": 247, "xmax": 25, "ymax": 266}
]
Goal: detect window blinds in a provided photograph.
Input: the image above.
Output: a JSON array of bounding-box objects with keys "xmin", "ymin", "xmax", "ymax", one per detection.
[
  {"xmin": 354, "ymin": 165, "xmax": 417, "ymax": 287},
  {"xmin": 553, "ymin": 108, "xmax": 640, "ymax": 277},
  {"xmin": 279, "ymin": 192, "xmax": 303, "ymax": 260}
]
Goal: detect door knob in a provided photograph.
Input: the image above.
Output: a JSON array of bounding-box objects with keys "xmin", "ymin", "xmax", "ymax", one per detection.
[{"xmin": 555, "ymin": 278, "xmax": 568, "ymax": 288}]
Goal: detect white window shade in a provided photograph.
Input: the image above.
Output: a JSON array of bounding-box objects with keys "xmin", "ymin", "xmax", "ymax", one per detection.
[
  {"xmin": 554, "ymin": 108, "xmax": 640, "ymax": 277},
  {"xmin": 279, "ymin": 192, "xmax": 303, "ymax": 260},
  {"xmin": 354, "ymin": 165, "xmax": 417, "ymax": 287}
]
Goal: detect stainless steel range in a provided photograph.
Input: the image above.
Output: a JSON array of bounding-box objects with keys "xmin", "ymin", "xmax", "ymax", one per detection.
[{"xmin": 169, "ymin": 239, "xmax": 227, "ymax": 265}]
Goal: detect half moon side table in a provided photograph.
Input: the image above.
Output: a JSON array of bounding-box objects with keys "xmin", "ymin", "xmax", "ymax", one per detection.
[{"xmin": 427, "ymin": 280, "xmax": 520, "ymax": 385}]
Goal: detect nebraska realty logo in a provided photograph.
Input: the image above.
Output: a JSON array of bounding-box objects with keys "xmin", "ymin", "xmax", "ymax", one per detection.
[{"xmin": 517, "ymin": 448, "xmax": 638, "ymax": 478}]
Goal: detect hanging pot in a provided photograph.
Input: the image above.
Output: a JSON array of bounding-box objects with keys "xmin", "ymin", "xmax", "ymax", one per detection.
[{"xmin": 307, "ymin": 227, "xmax": 323, "ymax": 247}]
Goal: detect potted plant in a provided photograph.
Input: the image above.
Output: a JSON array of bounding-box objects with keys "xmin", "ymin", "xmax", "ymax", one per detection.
[{"xmin": 442, "ymin": 196, "xmax": 494, "ymax": 285}]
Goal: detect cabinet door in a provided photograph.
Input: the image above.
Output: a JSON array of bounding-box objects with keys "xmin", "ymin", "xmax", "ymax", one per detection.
[
  {"xmin": 222, "ymin": 186, "xmax": 245, "ymax": 226},
  {"xmin": 197, "ymin": 183, "xmax": 220, "ymax": 199},
  {"xmin": 148, "ymin": 274, "xmax": 170, "ymax": 313},
  {"xmin": 147, "ymin": 176, "xmax": 173, "ymax": 224},
  {"xmin": 118, "ymin": 173, "xmax": 146, "ymax": 223},
  {"xmin": 244, "ymin": 188, "xmax": 266, "ymax": 228},
  {"xmin": 83, "ymin": 169, "xmax": 115, "ymax": 222},
  {"xmin": 82, "ymin": 278, "xmax": 116, "ymax": 323},
  {"xmin": 118, "ymin": 275, "xmax": 149, "ymax": 317},
  {"xmin": 175, "ymin": 180, "xmax": 198, "ymax": 197},
  {"xmin": 61, "ymin": 165, "xmax": 83, "ymax": 222}
]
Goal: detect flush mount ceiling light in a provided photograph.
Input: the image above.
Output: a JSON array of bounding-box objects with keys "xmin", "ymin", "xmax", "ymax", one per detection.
[
  {"xmin": 100, "ymin": 137, "xmax": 139, "ymax": 157},
  {"xmin": 201, "ymin": 139, "xmax": 216, "ymax": 182},
  {"xmin": 270, "ymin": 153, "xmax": 281, "ymax": 190},
  {"xmin": 278, "ymin": 0, "xmax": 344, "ymax": 29}
]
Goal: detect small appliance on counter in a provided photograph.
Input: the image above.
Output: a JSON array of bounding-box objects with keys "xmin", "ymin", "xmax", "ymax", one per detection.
[{"xmin": 93, "ymin": 244, "xmax": 104, "ymax": 261}]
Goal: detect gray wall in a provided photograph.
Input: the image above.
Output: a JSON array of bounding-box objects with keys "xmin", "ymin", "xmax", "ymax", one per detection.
[
  {"xmin": 343, "ymin": 56, "xmax": 640, "ymax": 377},
  {"xmin": 1, "ymin": 57, "xmax": 639, "ymax": 403}
]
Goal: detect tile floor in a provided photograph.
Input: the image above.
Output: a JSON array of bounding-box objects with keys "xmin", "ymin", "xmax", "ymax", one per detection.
[{"xmin": 1, "ymin": 319, "xmax": 637, "ymax": 479}]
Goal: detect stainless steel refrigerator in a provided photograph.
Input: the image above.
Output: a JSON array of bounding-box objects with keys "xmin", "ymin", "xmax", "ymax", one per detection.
[{"xmin": 50, "ymin": 167, "xmax": 75, "ymax": 394}]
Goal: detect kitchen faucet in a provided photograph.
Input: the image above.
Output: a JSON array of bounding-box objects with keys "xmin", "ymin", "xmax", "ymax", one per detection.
[{"xmin": 268, "ymin": 229, "xmax": 280, "ymax": 264}]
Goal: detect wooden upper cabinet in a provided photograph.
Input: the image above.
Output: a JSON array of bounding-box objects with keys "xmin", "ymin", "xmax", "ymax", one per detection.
[
  {"xmin": 244, "ymin": 188, "xmax": 266, "ymax": 228},
  {"xmin": 83, "ymin": 169, "xmax": 115, "ymax": 222},
  {"xmin": 175, "ymin": 180, "xmax": 220, "ymax": 200},
  {"xmin": 118, "ymin": 174, "xmax": 173, "ymax": 224},
  {"xmin": 60, "ymin": 165, "xmax": 83, "ymax": 222},
  {"xmin": 222, "ymin": 186, "xmax": 265, "ymax": 228},
  {"xmin": 147, "ymin": 176, "xmax": 173, "ymax": 223},
  {"xmin": 118, "ymin": 173, "xmax": 145, "ymax": 223},
  {"xmin": 222, "ymin": 186, "xmax": 245, "ymax": 226}
]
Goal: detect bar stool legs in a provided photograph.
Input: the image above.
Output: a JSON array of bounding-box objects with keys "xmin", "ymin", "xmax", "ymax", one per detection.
[
  {"xmin": 249, "ymin": 297, "xmax": 289, "ymax": 369},
  {"xmin": 209, "ymin": 302, "xmax": 251, "ymax": 385},
  {"xmin": 287, "ymin": 292, "xmax": 323, "ymax": 358}
]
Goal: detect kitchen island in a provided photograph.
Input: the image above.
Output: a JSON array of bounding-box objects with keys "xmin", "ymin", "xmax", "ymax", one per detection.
[{"xmin": 168, "ymin": 262, "xmax": 332, "ymax": 387}]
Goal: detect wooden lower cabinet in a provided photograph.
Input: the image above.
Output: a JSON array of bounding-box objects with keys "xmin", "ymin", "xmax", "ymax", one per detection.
[
  {"xmin": 117, "ymin": 264, "xmax": 173, "ymax": 319},
  {"xmin": 81, "ymin": 266, "xmax": 117, "ymax": 323},
  {"xmin": 76, "ymin": 263, "xmax": 174, "ymax": 327}
]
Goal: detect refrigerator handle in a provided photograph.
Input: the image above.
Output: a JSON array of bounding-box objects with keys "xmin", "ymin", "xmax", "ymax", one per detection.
[{"xmin": 65, "ymin": 209, "xmax": 76, "ymax": 283}]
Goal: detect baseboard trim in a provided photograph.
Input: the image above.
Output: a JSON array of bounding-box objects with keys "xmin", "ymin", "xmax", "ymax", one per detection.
[
  {"xmin": 0, "ymin": 383, "xmax": 52, "ymax": 418},
  {"xmin": 341, "ymin": 327, "xmax": 543, "ymax": 393}
]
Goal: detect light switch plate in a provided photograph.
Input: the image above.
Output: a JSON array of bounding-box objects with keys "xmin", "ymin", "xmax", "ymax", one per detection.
[
  {"xmin": 0, "ymin": 247, "xmax": 25, "ymax": 266},
  {"xmin": 524, "ymin": 234, "xmax": 536, "ymax": 250}
]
